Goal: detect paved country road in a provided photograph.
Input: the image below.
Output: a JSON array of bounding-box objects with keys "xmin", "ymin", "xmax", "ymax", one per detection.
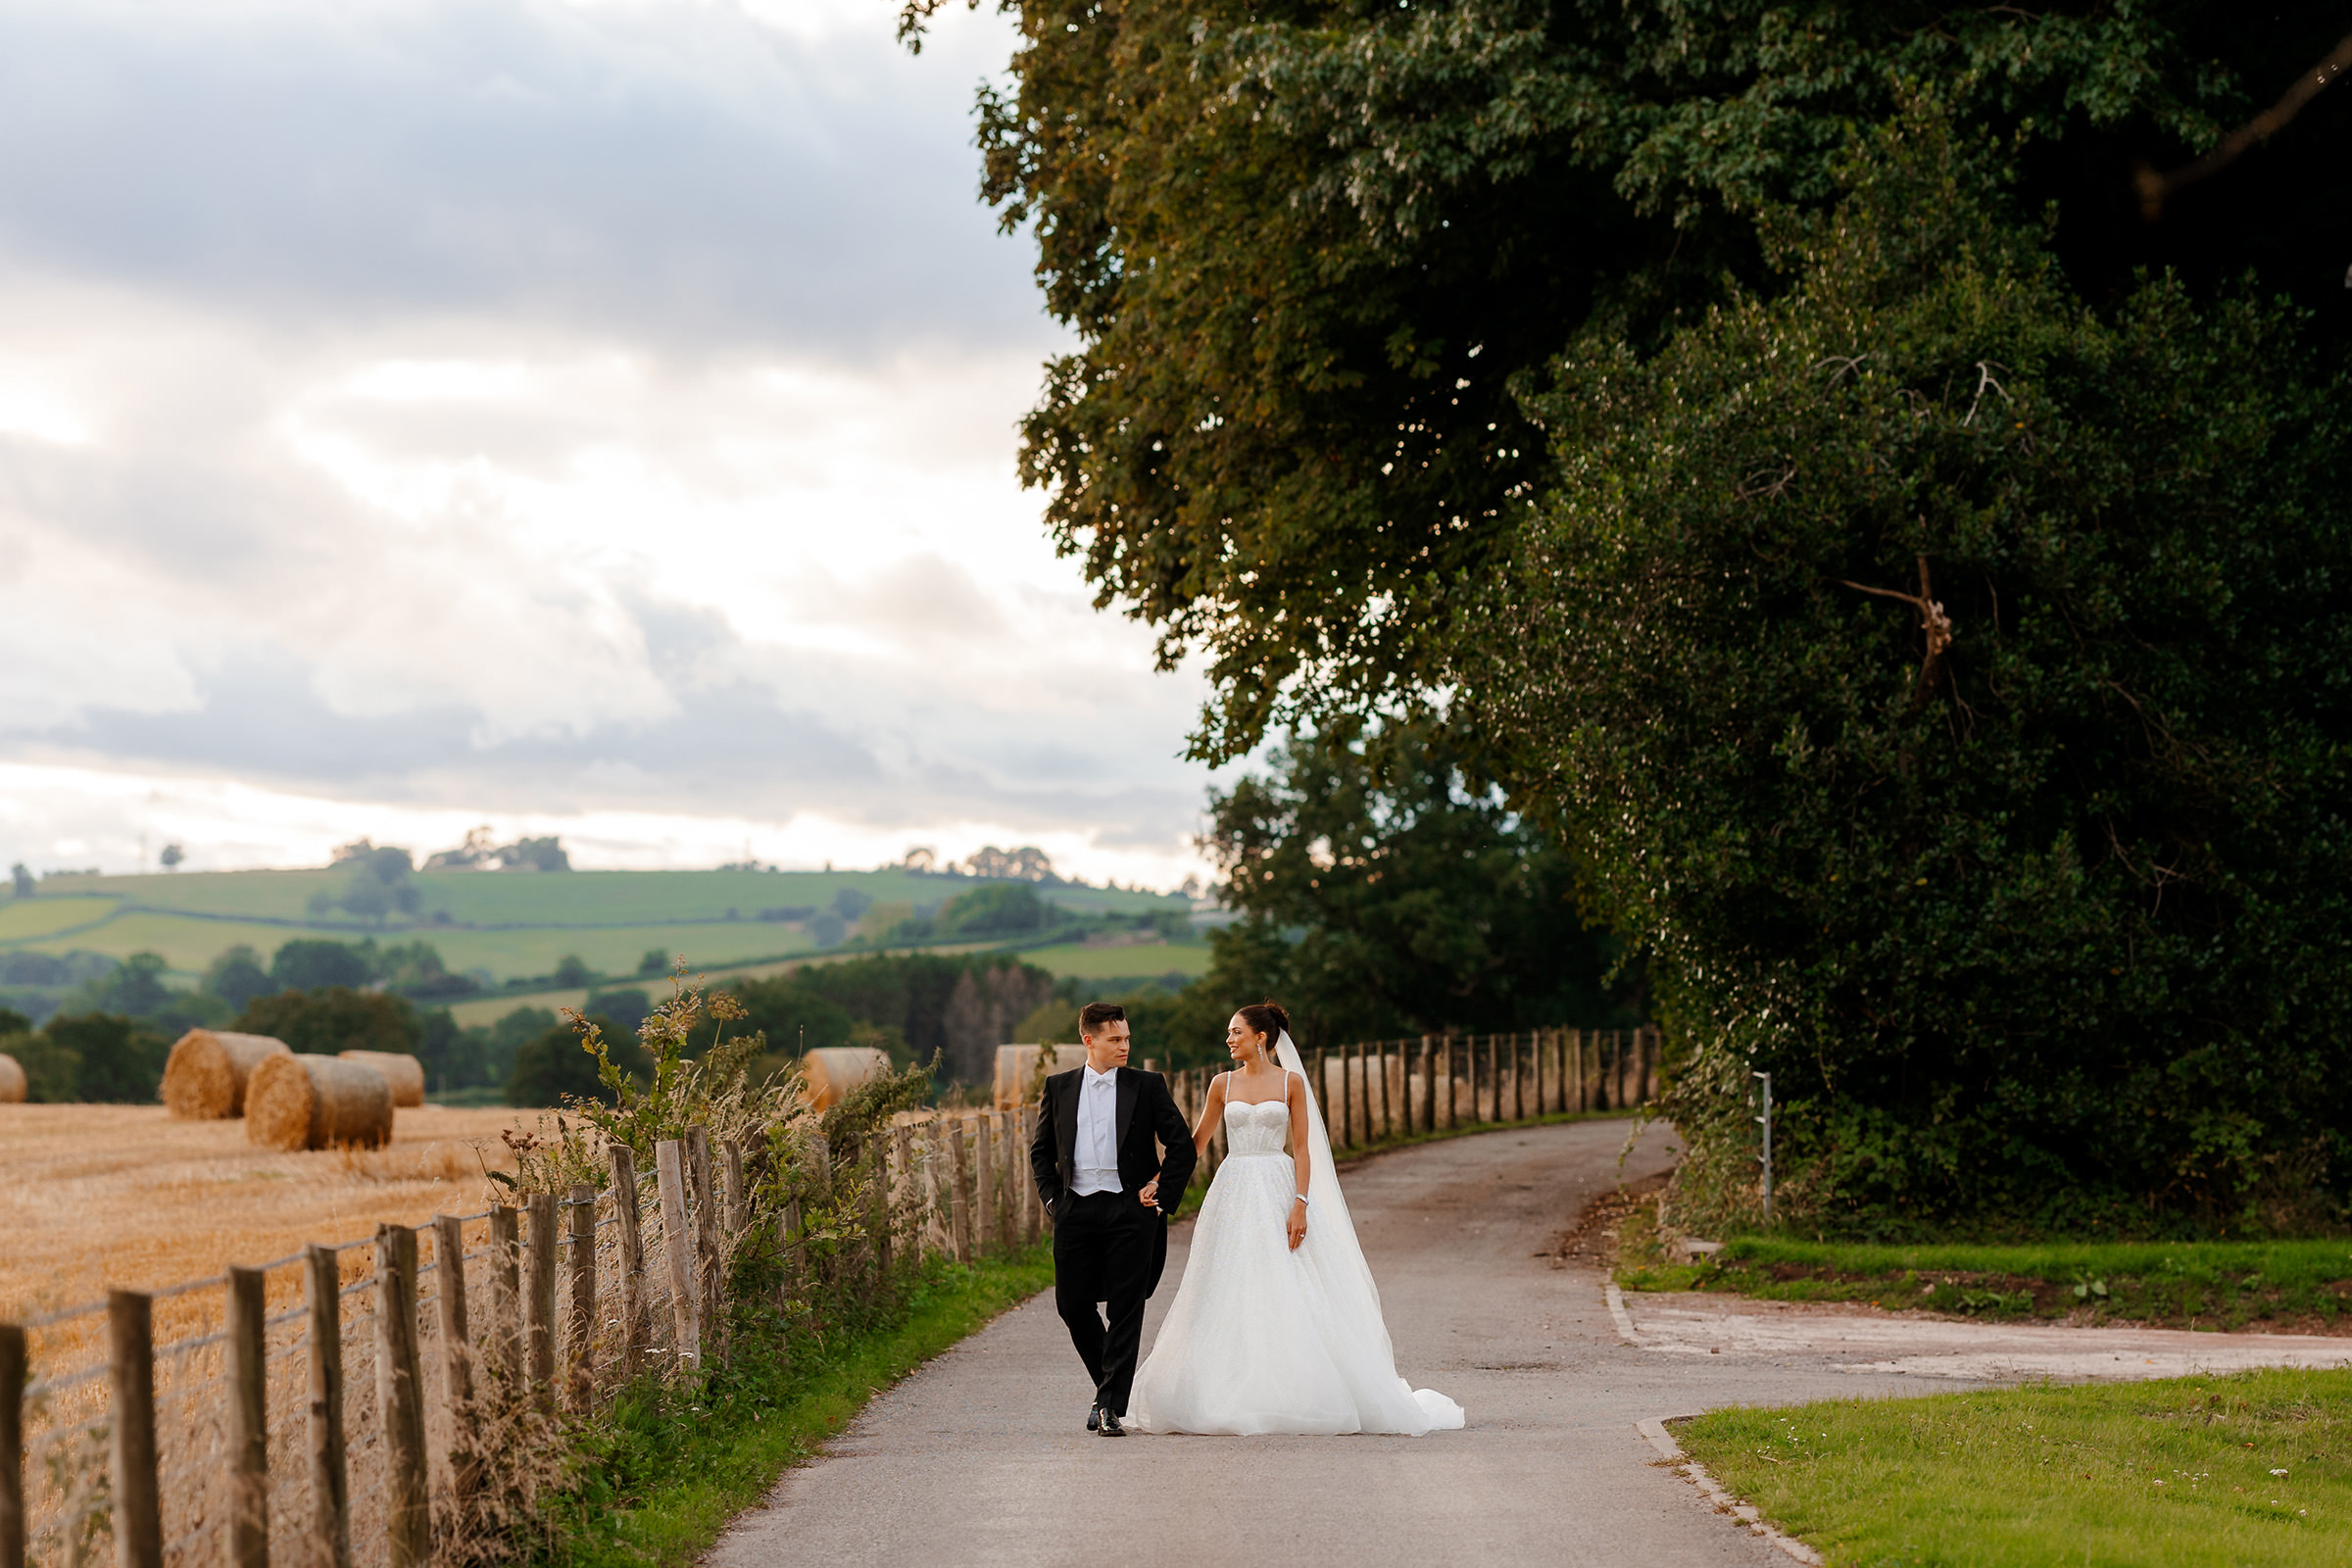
[{"xmin": 708, "ymin": 1119, "xmax": 2349, "ymax": 1567}]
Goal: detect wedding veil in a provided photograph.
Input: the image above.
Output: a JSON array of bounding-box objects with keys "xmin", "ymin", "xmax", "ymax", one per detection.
[{"xmin": 1272, "ymin": 1030, "xmax": 1402, "ymax": 1364}]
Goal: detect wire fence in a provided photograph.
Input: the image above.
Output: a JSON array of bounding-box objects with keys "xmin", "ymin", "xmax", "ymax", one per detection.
[
  {"xmin": 1, "ymin": 1108, "xmax": 1043, "ymax": 1568},
  {"xmin": 1170, "ymin": 1026, "xmax": 1660, "ymax": 1180},
  {"xmin": 0, "ymin": 1028, "xmax": 1649, "ymax": 1568}
]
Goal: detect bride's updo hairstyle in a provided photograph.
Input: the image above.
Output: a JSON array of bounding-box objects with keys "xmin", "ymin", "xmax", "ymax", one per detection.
[{"xmin": 1235, "ymin": 1002, "xmax": 1290, "ymax": 1060}]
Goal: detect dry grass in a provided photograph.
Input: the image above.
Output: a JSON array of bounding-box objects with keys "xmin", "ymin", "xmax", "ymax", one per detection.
[{"xmin": 0, "ymin": 1102, "xmax": 536, "ymax": 1322}]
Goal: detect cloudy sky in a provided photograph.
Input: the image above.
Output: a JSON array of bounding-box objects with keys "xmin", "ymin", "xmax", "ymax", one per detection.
[{"xmin": 0, "ymin": 0, "xmax": 1227, "ymax": 887}]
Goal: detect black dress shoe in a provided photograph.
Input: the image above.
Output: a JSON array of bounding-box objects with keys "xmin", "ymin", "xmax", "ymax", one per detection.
[
  {"xmin": 1086, "ymin": 1403, "xmax": 1102, "ymax": 1432},
  {"xmin": 1098, "ymin": 1411, "xmax": 1126, "ymax": 1437}
]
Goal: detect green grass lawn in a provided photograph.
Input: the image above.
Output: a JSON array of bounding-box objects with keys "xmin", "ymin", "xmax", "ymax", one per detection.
[
  {"xmin": 0, "ymin": 895, "xmax": 120, "ymax": 944},
  {"xmin": 1678, "ymin": 1369, "xmax": 2352, "ymax": 1567},
  {"xmin": 542, "ymin": 1247, "xmax": 1055, "ymax": 1567},
  {"xmin": 1013, "ymin": 938, "xmax": 1211, "ymax": 980},
  {"xmin": 1619, "ymin": 1235, "xmax": 2352, "ymax": 1333}
]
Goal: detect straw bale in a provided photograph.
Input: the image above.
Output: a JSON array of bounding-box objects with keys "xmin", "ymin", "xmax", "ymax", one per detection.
[
  {"xmin": 993, "ymin": 1043, "xmax": 1068, "ymax": 1109},
  {"xmin": 246, "ymin": 1054, "xmax": 395, "ymax": 1152},
  {"xmin": 161, "ymin": 1028, "xmax": 290, "ymax": 1119},
  {"xmin": 337, "ymin": 1049, "xmax": 426, "ymax": 1107},
  {"xmin": 0, "ymin": 1051, "xmax": 24, "ymax": 1102},
  {"xmin": 802, "ymin": 1047, "xmax": 888, "ymax": 1111}
]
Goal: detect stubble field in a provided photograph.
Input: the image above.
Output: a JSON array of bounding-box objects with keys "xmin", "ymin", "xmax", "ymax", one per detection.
[{"xmin": 0, "ymin": 1102, "xmax": 541, "ymax": 1319}]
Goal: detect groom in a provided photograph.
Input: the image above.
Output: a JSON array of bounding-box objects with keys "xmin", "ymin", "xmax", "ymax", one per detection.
[{"xmin": 1029, "ymin": 1001, "xmax": 1196, "ymax": 1437}]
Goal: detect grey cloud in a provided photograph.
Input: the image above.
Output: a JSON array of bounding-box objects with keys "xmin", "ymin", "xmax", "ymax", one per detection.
[
  {"xmin": 1, "ymin": 637, "xmax": 1206, "ymax": 848},
  {"xmin": 0, "ymin": 1, "xmax": 1045, "ymax": 359}
]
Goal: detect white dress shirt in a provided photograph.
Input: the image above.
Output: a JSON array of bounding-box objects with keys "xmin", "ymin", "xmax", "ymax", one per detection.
[{"xmin": 1072, "ymin": 1064, "xmax": 1122, "ymax": 1195}]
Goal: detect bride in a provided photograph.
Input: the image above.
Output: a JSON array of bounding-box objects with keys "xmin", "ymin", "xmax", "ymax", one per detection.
[{"xmin": 1126, "ymin": 1002, "xmax": 1465, "ymax": 1436}]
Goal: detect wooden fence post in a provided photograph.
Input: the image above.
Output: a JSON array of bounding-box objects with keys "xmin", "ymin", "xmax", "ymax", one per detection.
[
  {"xmin": 107, "ymin": 1292, "xmax": 160, "ymax": 1568},
  {"xmin": 430, "ymin": 1214, "xmax": 478, "ymax": 1508},
  {"xmin": 524, "ymin": 1193, "xmax": 558, "ymax": 1402},
  {"xmin": 0, "ymin": 1321, "xmax": 23, "ymax": 1568},
  {"xmin": 1571, "ymin": 1029, "xmax": 1587, "ymax": 1111},
  {"xmin": 373, "ymin": 1226, "xmax": 429, "ymax": 1568},
  {"xmin": 998, "ymin": 1110, "xmax": 1020, "ymax": 1247},
  {"xmin": 1339, "ymin": 1043, "xmax": 1353, "ymax": 1150},
  {"xmin": 655, "ymin": 1140, "xmax": 700, "ymax": 1372},
  {"xmin": 721, "ymin": 1142, "xmax": 746, "ymax": 1242},
  {"xmin": 973, "ymin": 1114, "xmax": 997, "ymax": 1257},
  {"xmin": 226, "ymin": 1266, "xmax": 268, "ymax": 1568},
  {"xmin": 1382, "ymin": 1043, "xmax": 1396, "ymax": 1139},
  {"xmin": 777, "ymin": 1198, "xmax": 804, "ymax": 1315},
  {"xmin": 686, "ymin": 1127, "xmax": 723, "ymax": 1360},
  {"xmin": 487, "ymin": 1206, "xmax": 520, "ymax": 1385},
  {"xmin": 893, "ymin": 1123, "xmax": 916, "ymax": 1262},
  {"xmin": 947, "ymin": 1117, "xmax": 975, "ymax": 1263},
  {"xmin": 608, "ymin": 1147, "xmax": 647, "ymax": 1377},
  {"xmin": 1019, "ymin": 1107, "xmax": 1042, "ymax": 1243},
  {"xmin": 565, "ymin": 1185, "xmax": 596, "ymax": 1412},
  {"xmin": 303, "ymin": 1246, "xmax": 351, "ymax": 1568},
  {"xmin": 871, "ymin": 1133, "xmax": 893, "ymax": 1280}
]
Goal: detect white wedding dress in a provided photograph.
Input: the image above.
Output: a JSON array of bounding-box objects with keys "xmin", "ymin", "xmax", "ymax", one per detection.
[{"xmin": 1127, "ymin": 1035, "xmax": 1464, "ymax": 1436}]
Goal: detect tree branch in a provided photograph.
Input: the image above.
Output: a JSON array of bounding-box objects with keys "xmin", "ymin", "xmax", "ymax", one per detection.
[{"xmin": 2134, "ymin": 31, "xmax": 2352, "ymax": 220}]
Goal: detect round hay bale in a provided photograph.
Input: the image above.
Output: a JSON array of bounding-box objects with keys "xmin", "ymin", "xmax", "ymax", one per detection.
[
  {"xmin": 994, "ymin": 1043, "xmax": 1068, "ymax": 1109},
  {"xmin": 337, "ymin": 1050, "xmax": 425, "ymax": 1107},
  {"xmin": 246, "ymin": 1054, "xmax": 394, "ymax": 1152},
  {"xmin": 801, "ymin": 1047, "xmax": 888, "ymax": 1111},
  {"xmin": 0, "ymin": 1052, "xmax": 24, "ymax": 1103},
  {"xmin": 162, "ymin": 1029, "xmax": 291, "ymax": 1119}
]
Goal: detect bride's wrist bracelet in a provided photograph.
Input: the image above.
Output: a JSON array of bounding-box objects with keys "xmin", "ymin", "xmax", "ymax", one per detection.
[{"xmin": 1293, "ymin": 1193, "xmax": 1310, "ymax": 1207}]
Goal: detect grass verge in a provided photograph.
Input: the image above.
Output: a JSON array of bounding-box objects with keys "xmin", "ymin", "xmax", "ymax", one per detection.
[
  {"xmin": 538, "ymin": 1245, "xmax": 1054, "ymax": 1567},
  {"xmin": 1627, "ymin": 1237, "xmax": 2352, "ymax": 1333},
  {"xmin": 1677, "ymin": 1368, "xmax": 2352, "ymax": 1566},
  {"xmin": 1615, "ymin": 1206, "xmax": 2352, "ymax": 1333}
]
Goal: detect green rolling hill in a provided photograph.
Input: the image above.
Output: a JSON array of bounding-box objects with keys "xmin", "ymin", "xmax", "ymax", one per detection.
[{"xmin": 0, "ymin": 866, "xmax": 1203, "ymax": 1014}]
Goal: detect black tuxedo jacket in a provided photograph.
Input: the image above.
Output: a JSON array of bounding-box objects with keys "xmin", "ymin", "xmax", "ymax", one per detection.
[{"xmin": 1030, "ymin": 1064, "xmax": 1196, "ymax": 1224}]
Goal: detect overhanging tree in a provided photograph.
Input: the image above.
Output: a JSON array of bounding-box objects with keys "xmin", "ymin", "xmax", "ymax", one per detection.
[
  {"xmin": 906, "ymin": 0, "xmax": 2349, "ymax": 759},
  {"xmin": 1463, "ymin": 116, "xmax": 2352, "ymax": 1234}
]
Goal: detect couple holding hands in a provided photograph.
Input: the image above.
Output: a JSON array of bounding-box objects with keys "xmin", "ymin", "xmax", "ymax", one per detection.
[{"xmin": 1029, "ymin": 1000, "xmax": 1463, "ymax": 1439}]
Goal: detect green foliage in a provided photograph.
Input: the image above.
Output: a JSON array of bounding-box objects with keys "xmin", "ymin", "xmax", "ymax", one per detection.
[
  {"xmin": 554, "ymin": 955, "xmax": 592, "ymax": 988},
  {"xmin": 514, "ymin": 968, "xmax": 808, "ymax": 1190},
  {"xmin": 538, "ymin": 1248, "xmax": 1053, "ymax": 1568},
  {"xmin": 927, "ymin": 0, "xmax": 2335, "ymax": 761},
  {"xmin": 310, "ymin": 842, "xmax": 422, "ymax": 922},
  {"xmin": 1679, "ymin": 1370, "xmax": 2352, "ymax": 1566},
  {"xmin": 725, "ymin": 979, "xmax": 855, "ymax": 1060},
  {"xmin": 269, "ymin": 938, "xmax": 370, "ymax": 991},
  {"xmin": 1201, "ymin": 716, "xmax": 1641, "ymax": 1046},
  {"xmin": 784, "ymin": 953, "xmax": 1056, "ymax": 1081},
  {"xmin": 1622, "ymin": 1236, "xmax": 2352, "ymax": 1331},
  {"xmin": 236, "ymin": 985, "xmax": 421, "ymax": 1056},
  {"xmin": 508, "ymin": 1016, "xmax": 655, "ymax": 1108},
  {"xmin": 2, "ymin": 1028, "xmax": 79, "ymax": 1102},
  {"xmin": 201, "ymin": 945, "xmax": 276, "ymax": 1010},
  {"xmin": 62, "ymin": 951, "xmax": 230, "ymax": 1036},
  {"xmin": 39, "ymin": 1012, "xmax": 170, "ymax": 1102},
  {"xmin": 933, "ymin": 883, "xmax": 1054, "ymax": 938},
  {"xmin": 1461, "ymin": 113, "xmax": 2352, "ymax": 1235}
]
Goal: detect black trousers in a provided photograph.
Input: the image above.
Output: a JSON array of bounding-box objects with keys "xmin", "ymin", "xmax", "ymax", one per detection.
[{"xmin": 1052, "ymin": 1189, "xmax": 1156, "ymax": 1416}]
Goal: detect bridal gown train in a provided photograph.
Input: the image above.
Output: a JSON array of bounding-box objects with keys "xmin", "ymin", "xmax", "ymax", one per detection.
[{"xmin": 1126, "ymin": 1094, "xmax": 1464, "ymax": 1436}]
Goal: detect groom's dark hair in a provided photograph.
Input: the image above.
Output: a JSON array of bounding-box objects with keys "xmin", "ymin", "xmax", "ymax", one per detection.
[{"xmin": 1079, "ymin": 1001, "xmax": 1127, "ymax": 1038}]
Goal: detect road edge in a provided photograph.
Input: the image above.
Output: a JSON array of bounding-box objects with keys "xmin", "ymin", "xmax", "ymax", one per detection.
[{"xmin": 1638, "ymin": 1415, "xmax": 1824, "ymax": 1566}]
